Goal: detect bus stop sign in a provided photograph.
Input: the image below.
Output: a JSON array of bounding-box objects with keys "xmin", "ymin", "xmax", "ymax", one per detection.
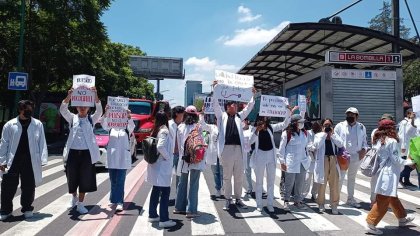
[{"xmin": 8, "ymin": 72, "xmax": 28, "ymax": 90}]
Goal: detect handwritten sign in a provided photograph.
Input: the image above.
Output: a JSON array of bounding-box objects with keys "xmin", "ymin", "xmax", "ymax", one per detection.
[
  {"xmin": 259, "ymin": 95, "xmax": 289, "ymax": 117},
  {"xmin": 298, "ymin": 95, "xmax": 307, "ymax": 117},
  {"xmin": 71, "ymin": 74, "xmax": 95, "ymax": 107},
  {"xmin": 107, "ymin": 96, "xmax": 129, "ymax": 129},
  {"xmin": 204, "ymin": 97, "xmax": 226, "ymax": 114},
  {"xmin": 412, "ymin": 95, "xmax": 420, "ymax": 113},
  {"xmin": 214, "ymin": 70, "xmax": 254, "ymax": 102}
]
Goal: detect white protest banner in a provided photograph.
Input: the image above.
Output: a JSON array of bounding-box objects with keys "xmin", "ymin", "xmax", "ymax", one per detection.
[
  {"xmin": 71, "ymin": 74, "xmax": 95, "ymax": 107},
  {"xmin": 412, "ymin": 95, "xmax": 420, "ymax": 113},
  {"xmin": 214, "ymin": 70, "xmax": 254, "ymax": 103},
  {"xmin": 203, "ymin": 96, "xmax": 225, "ymax": 114},
  {"xmin": 259, "ymin": 95, "xmax": 289, "ymax": 117},
  {"xmin": 298, "ymin": 95, "xmax": 307, "ymax": 117},
  {"xmin": 107, "ymin": 96, "xmax": 129, "ymax": 129}
]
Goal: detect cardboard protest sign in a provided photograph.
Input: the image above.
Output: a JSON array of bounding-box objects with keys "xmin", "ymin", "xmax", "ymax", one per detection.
[
  {"xmin": 214, "ymin": 70, "xmax": 254, "ymax": 103},
  {"xmin": 259, "ymin": 95, "xmax": 289, "ymax": 117},
  {"xmin": 298, "ymin": 95, "xmax": 307, "ymax": 117},
  {"xmin": 412, "ymin": 95, "xmax": 420, "ymax": 113},
  {"xmin": 71, "ymin": 74, "xmax": 95, "ymax": 107},
  {"xmin": 106, "ymin": 96, "xmax": 129, "ymax": 129},
  {"xmin": 203, "ymin": 96, "xmax": 225, "ymax": 114}
]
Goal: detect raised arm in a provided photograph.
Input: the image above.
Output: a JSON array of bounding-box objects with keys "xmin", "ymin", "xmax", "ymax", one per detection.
[
  {"xmin": 271, "ymin": 106, "xmax": 297, "ymax": 132},
  {"xmin": 90, "ymin": 87, "xmax": 103, "ymax": 124},
  {"xmin": 238, "ymin": 94, "xmax": 255, "ymax": 121},
  {"xmin": 60, "ymin": 88, "xmax": 75, "ymax": 123},
  {"xmin": 212, "ymin": 82, "xmax": 223, "ymax": 119},
  {"xmin": 199, "ymin": 114, "xmax": 212, "ymax": 132}
]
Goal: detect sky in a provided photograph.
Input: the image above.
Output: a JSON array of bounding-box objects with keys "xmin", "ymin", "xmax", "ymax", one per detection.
[{"xmin": 101, "ymin": 0, "xmax": 420, "ymax": 107}]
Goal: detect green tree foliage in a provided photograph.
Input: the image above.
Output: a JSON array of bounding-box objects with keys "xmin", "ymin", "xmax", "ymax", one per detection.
[
  {"xmin": 368, "ymin": 0, "xmax": 411, "ymax": 39},
  {"xmin": 403, "ymin": 60, "xmax": 420, "ymax": 98},
  {"xmin": 0, "ymin": 0, "xmax": 154, "ymax": 112}
]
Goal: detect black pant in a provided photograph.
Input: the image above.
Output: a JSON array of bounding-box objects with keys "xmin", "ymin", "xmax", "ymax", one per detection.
[{"xmin": 1, "ymin": 154, "xmax": 35, "ymax": 215}]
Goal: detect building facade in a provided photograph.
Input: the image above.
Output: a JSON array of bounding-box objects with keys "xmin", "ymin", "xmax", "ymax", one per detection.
[{"xmin": 184, "ymin": 80, "xmax": 202, "ymax": 106}]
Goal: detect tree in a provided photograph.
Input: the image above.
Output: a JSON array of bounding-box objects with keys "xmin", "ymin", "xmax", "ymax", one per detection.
[
  {"xmin": 402, "ymin": 60, "xmax": 420, "ymax": 99},
  {"xmin": 368, "ymin": 1, "xmax": 411, "ymax": 39}
]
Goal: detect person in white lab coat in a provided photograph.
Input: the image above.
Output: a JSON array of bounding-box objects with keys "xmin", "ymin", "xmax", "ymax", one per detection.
[
  {"xmin": 302, "ymin": 121, "xmax": 322, "ymax": 201},
  {"xmin": 311, "ymin": 118, "xmax": 344, "ymax": 214},
  {"xmin": 366, "ymin": 119, "xmax": 415, "ymax": 235},
  {"xmin": 146, "ymin": 111, "xmax": 176, "ymax": 228},
  {"xmin": 0, "ymin": 100, "xmax": 48, "ymax": 221},
  {"xmin": 60, "ymin": 87, "xmax": 102, "ymax": 214},
  {"xmin": 243, "ymin": 118, "xmax": 254, "ymax": 196},
  {"xmin": 398, "ymin": 109, "xmax": 418, "ymax": 187},
  {"xmin": 249, "ymin": 109, "xmax": 294, "ymax": 213},
  {"xmin": 101, "ymin": 106, "xmax": 135, "ymax": 211},
  {"xmin": 168, "ymin": 106, "xmax": 185, "ymax": 192},
  {"xmin": 335, "ymin": 107, "xmax": 368, "ymax": 208},
  {"xmin": 278, "ymin": 114, "xmax": 311, "ymax": 211}
]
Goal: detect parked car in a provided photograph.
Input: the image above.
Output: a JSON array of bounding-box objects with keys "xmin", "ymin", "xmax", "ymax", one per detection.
[{"xmin": 94, "ymin": 124, "xmax": 137, "ymax": 167}]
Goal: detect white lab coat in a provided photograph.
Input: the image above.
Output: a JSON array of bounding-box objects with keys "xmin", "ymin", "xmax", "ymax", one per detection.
[
  {"xmin": 278, "ymin": 130, "xmax": 311, "ymax": 173},
  {"xmin": 249, "ymin": 117, "xmax": 291, "ymax": 169},
  {"xmin": 168, "ymin": 119, "xmax": 180, "ymax": 154},
  {"xmin": 199, "ymin": 116, "xmax": 219, "ymax": 166},
  {"xmin": 212, "ymin": 92, "xmax": 255, "ymax": 170},
  {"xmin": 176, "ymin": 123, "xmax": 207, "ymax": 176},
  {"xmin": 0, "ymin": 117, "xmax": 48, "ymax": 186},
  {"xmin": 310, "ymin": 133, "xmax": 344, "ymax": 184},
  {"xmin": 101, "ymin": 118, "xmax": 135, "ymax": 169},
  {"xmin": 398, "ymin": 118, "xmax": 417, "ymax": 156},
  {"xmin": 60, "ymin": 102, "xmax": 102, "ymax": 164},
  {"xmin": 334, "ymin": 121, "xmax": 368, "ymax": 154},
  {"xmin": 373, "ymin": 138, "xmax": 406, "ymax": 197},
  {"xmin": 146, "ymin": 126, "xmax": 173, "ymax": 187}
]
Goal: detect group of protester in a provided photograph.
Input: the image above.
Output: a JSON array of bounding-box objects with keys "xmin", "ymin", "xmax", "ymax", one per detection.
[{"xmin": 0, "ymin": 82, "xmax": 418, "ymax": 235}]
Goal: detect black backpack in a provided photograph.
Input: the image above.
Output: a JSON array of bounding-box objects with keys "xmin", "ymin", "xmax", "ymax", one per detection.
[{"xmin": 142, "ymin": 136, "xmax": 159, "ymax": 164}]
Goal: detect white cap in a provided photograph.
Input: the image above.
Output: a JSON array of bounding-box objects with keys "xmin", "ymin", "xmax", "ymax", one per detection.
[{"xmin": 345, "ymin": 107, "xmax": 359, "ymax": 114}]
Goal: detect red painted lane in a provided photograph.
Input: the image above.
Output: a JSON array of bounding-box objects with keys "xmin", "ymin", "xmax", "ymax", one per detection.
[{"xmin": 65, "ymin": 160, "xmax": 148, "ymax": 236}]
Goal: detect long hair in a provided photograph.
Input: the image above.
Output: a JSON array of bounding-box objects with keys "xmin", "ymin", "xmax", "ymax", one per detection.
[
  {"xmin": 254, "ymin": 113, "xmax": 270, "ymax": 128},
  {"xmin": 151, "ymin": 111, "xmax": 169, "ymax": 137},
  {"xmin": 312, "ymin": 121, "xmax": 322, "ymax": 134},
  {"xmin": 373, "ymin": 120, "xmax": 399, "ymax": 145},
  {"xmin": 184, "ymin": 112, "xmax": 198, "ymax": 125}
]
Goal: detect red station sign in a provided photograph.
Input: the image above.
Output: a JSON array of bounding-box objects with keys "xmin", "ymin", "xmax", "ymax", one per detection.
[{"xmin": 325, "ymin": 51, "xmax": 402, "ymax": 66}]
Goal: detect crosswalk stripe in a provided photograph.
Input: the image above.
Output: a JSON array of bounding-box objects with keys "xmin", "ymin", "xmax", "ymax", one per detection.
[
  {"xmin": 341, "ymin": 184, "xmax": 420, "ymax": 227},
  {"xmin": 355, "ymin": 172, "xmax": 420, "ymax": 205},
  {"xmin": 129, "ymin": 186, "xmax": 163, "ymax": 236},
  {"xmin": 41, "ymin": 164, "xmax": 65, "ymax": 179},
  {"xmin": 274, "ymin": 168, "xmax": 341, "ymax": 232},
  {"xmin": 12, "ymin": 175, "xmax": 67, "ymax": 212},
  {"xmin": 44, "ymin": 159, "xmax": 63, "ymax": 168},
  {"xmin": 191, "ymin": 173, "xmax": 225, "ymax": 235},
  {"xmin": 1, "ymin": 172, "xmax": 109, "ymax": 236}
]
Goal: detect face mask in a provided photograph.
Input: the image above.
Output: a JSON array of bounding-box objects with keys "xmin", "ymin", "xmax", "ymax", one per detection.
[
  {"xmin": 346, "ymin": 116, "xmax": 355, "ymax": 124},
  {"xmin": 23, "ymin": 110, "xmax": 32, "ymax": 118},
  {"xmin": 298, "ymin": 123, "xmax": 304, "ymax": 129}
]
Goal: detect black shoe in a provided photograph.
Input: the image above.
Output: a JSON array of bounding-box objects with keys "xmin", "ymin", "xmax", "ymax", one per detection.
[
  {"xmin": 404, "ymin": 182, "xmax": 417, "ymax": 188},
  {"xmin": 399, "ymin": 180, "xmax": 406, "ymax": 187},
  {"xmin": 311, "ymin": 195, "xmax": 316, "ymax": 201}
]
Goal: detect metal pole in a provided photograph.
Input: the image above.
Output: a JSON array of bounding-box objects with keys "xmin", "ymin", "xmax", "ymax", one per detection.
[
  {"xmin": 156, "ymin": 79, "xmax": 160, "ymax": 100},
  {"xmin": 327, "ymin": 0, "xmax": 363, "ymax": 19},
  {"xmin": 404, "ymin": 0, "xmax": 420, "ymax": 44},
  {"xmin": 12, "ymin": 0, "xmax": 25, "ymax": 117},
  {"xmin": 392, "ymin": 0, "xmax": 400, "ymax": 53}
]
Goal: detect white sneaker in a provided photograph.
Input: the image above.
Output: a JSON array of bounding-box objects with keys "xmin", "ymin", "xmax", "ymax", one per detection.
[
  {"xmin": 399, "ymin": 215, "xmax": 415, "ymax": 226},
  {"xmin": 68, "ymin": 195, "xmax": 78, "ymax": 209},
  {"xmin": 223, "ymin": 199, "xmax": 231, "ymax": 211},
  {"xmin": 23, "ymin": 211, "xmax": 33, "ymax": 218},
  {"xmin": 319, "ymin": 205, "xmax": 325, "ymax": 213},
  {"xmin": 215, "ymin": 190, "xmax": 221, "ymax": 198},
  {"xmin": 284, "ymin": 201, "xmax": 290, "ymax": 212},
  {"xmin": 366, "ymin": 224, "xmax": 383, "ymax": 235},
  {"xmin": 76, "ymin": 202, "xmax": 88, "ymax": 214},
  {"xmin": 0, "ymin": 213, "xmax": 12, "ymax": 221},
  {"xmin": 159, "ymin": 220, "xmax": 176, "ymax": 228},
  {"xmin": 267, "ymin": 205, "xmax": 275, "ymax": 213},
  {"xmin": 346, "ymin": 199, "xmax": 361, "ymax": 208},
  {"xmin": 331, "ymin": 207, "xmax": 339, "ymax": 215},
  {"xmin": 148, "ymin": 217, "xmax": 160, "ymax": 222},
  {"xmin": 256, "ymin": 206, "xmax": 263, "ymax": 212},
  {"xmin": 116, "ymin": 204, "xmax": 123, "ymax": 212}
]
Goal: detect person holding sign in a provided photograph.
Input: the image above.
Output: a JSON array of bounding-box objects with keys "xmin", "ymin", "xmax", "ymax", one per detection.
[
  {"xmin": 60, "ymin": 87, "xmax": 102, "ymax": 215},
  {"xmin": 249, "ymin": 106, "xmax": 297, "ymax": 213},
  {"xmin": 212, "ymin": 80, "xmax": 256, "ymax": 211},
  {"xmin": 101, "ymin": 104, "xmax": 135, "ymax": 212}
]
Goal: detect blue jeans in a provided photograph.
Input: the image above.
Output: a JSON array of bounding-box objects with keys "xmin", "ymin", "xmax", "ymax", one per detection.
[
  {"xmin": 210, "ymin": 158, "xmax": 223, "ymax": 191},
  {"xmin": 173, "ymin": 154, "xmax": 180, "ymax": 189},
  {"xmin": 175, "ymin": 169, "xmax": 200, "ymax": 213},
  {"xmin": 108, "ymin": 169, "xmax": 127, "ymax": 204},
  {"xmin": 148, "ymin": 186, "xmax": 170, "ymax": 222}
]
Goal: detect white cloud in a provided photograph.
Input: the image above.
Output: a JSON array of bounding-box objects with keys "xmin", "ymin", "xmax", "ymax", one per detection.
[
  {"xmin": 218, "ymin": 21, "xmax": 290, "ymax": 47},
  {"xmin": 185, "ymin": 57, "xmax": 238, "ymax": 72},
  {"xmin": 238, "ymin": 5, "xmax": 261, "ymax": 23}
]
